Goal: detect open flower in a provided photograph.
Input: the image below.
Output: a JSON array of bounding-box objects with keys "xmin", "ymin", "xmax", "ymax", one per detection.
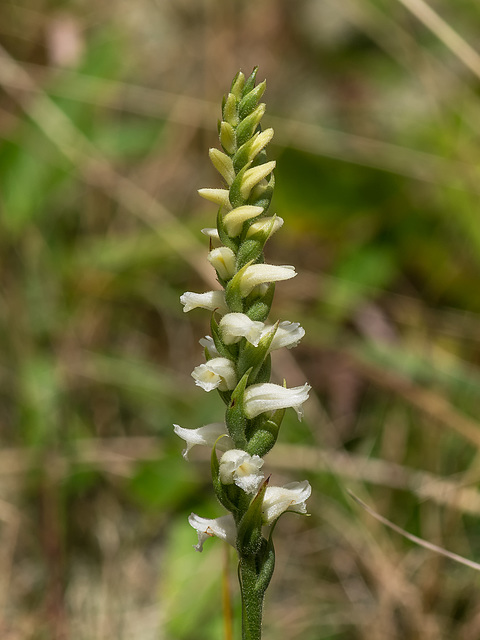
[
  {"xmin": 244, "ymin": 382, "xmax": 311, "ymax": 420},
  {"xmin": 269, "ymin": 321, "xmax": 305, "ymax": 351},
  {"xmin": 219, "ymin": 449, "xmax": 264, "ymax": 494},
  {"xmin": 188, "ymin": 513, "xmax": 237, "ymax": 551},
  {"xmin": 180, "ymin": 290, "xmax": 229, "ymax": 315},
  {"xmin": 173, "ymin": 422, "xmax": 233, "ymax": 459},
  {"xmin": 262, "ymin": 481, "xmax": 311, "ymax": 525},
  {"xmin": 192, "ymin": 357, "xmax": 237, "ymax": 392},
  {"xmin": 219, "ymin": 313, "xmax": 265, "ymax": 346},
  {"xmin": 239, "ymin": 264, "xmax": 296, "ymax": 297}
]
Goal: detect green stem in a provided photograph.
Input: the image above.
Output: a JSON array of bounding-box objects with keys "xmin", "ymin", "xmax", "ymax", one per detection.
[{"xmin": 239, "ymin": 556, "xmax": 264, "ymax": 640}]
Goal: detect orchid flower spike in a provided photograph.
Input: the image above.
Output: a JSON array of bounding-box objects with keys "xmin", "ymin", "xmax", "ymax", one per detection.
[{"xmin": 176, "ymin": 67, "xmax": 312, "ymax": 639}]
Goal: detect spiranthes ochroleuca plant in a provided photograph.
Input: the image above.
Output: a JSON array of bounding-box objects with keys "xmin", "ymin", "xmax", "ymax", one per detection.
[{"xmin": 175, "ymin": 67, "xmax": 311, "ymax": 640}]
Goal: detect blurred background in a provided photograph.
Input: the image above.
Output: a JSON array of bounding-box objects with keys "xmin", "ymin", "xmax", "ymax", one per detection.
[{"xmin": 2, "ymin": 0, "xmax": 480, "ymax": 638}]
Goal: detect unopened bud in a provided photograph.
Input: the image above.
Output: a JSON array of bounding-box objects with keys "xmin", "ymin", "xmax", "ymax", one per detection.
[
  {"xmin": 240, "ymin": 161, "xmax": 276, "ymax": 200},
  {"xmin": 223, "ymin": 205, "xmax": 264, "ymax": 237},
  {"xmin": 220, "ymin": 122, "xmax": 236, "ymax": 155},
  {"xmin": 198, "ymin": 188, "xmax": 231, "ymax": 208},
  {"xmin": 209, "ymin": 148, "xmax": 235, "ymax": 185},
  {"xmin": 223, "ymin": 93, "xmax": 239, "ymax": 127},
  {"xmin": 230, "ymin": 71, "xmax": 245, "ymax": 99},
  {"xmin": 207, "ymin": 247, "xmax": 236, "ymax": 280}
]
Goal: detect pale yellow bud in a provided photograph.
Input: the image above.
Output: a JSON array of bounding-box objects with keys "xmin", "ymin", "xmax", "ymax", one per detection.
[
  {"xmin": 223, "ymin": 93, "xmax": 239, "ymax": 127},
  {"xmin": 240, "ymin": 161, "xmax": 276, "ymax": 200},
  {"xmin": 248, "ymin": 128, "xmax": 274, "ymax": 163},
  {"xmin": 220, "ymin": 122, "xmax": 236, "ymax": 155},
  {"xmin": 223, "ymin": 205, "xmax": 264, "ymax": 237},
  {"xmin": 207, "ymin": 247, "xmax": 236, "ymax": 280},
  {"xmin": 198, "ymin": 188, "xmax": 231, "ymax": 209},
  {"xmin": 246, "ymin": 215, "xmax": 284, "ymax": 238},
  {"xmin": 230, "ymin": 72, "xmax": 245, "ymax": 99},
  {"xmin": 209, "ymin": 148, "xmax": 235, "ymax": 185}
]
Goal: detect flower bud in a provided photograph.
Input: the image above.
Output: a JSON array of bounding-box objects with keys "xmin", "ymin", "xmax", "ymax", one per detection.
[
  {"xmin": 239, "ymin": 264, "xmax": 296, "ymax": 297},
  {"xmin": 198, "ymin": 188, "xmax": 231, "ymax": 208},
  {"xmin": 240, "ymin": 161, "xmax": 276, "ymax": 201},
  {"xmin": 209, "ymin": 148, "xmax": 235, "ymax": 185},
  {"xmin": 230, "ymin": 71, "xmax": 245, "ymax": 98},
  {"xmin": 223, "ymin": 205, "xmax": 263, "ymax": 237},
  {"xmin": 223, "ymin": 92, "xmax": 239, "ymax": 127},
  {"xmin": 236, "ymin": 103, "xmax": 266, "ymax": 146},
  {"xmin": 220, "ymin": 121, "xmax": 236, "ymax": 155},
  {"xmin": 207, "ymin": 247, "xmax": 236, "ymax": 280},
  {"xmin": 246, "ymin": 215, "xmax": 284, "ymax": 239}
]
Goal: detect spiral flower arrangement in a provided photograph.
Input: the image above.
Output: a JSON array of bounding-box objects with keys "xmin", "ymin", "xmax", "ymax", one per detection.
[{"xmin": 174, "ymin": 67, "xmax": 311, "ymax": 640}]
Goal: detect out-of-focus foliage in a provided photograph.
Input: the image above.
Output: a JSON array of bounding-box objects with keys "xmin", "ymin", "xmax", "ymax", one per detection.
[{"xmin": 2, "ymin": 1, "xmax": 480, "ymax": 638}]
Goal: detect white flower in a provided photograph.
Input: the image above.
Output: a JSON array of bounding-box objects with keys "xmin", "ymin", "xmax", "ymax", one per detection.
[
  {"xmin": 219, "ymin": 313, "xmax": 265, "ymax": 346},
  {"xmin": 219, "ymin": 449, "xmax": 264, "ymax": 494},
  {"xmin": 173, "ymin": 422, "xmax": 233, "ymax": 459},
  {"xmin": 246, "ymin": 215, "xmax": 284, "ymax": 239},
  {"xmin": 180, "ymin": 291, "xmax": 229, "ymax": 315},
  {"xmin": 262, "ymin": 481, "xmax": 311, "ymax": 525},
  {"xmin": 223, "ymin": 205, "xmax": 264, "ymax": 237},
  {"xmin": 207, "ymin": 247, "xmax": 236, "ymax": 280},
  {"xmin": 188, "ymin": 513, "xmax": 237, "ymax": 552},
  {"xmin": 199, "ymin": 335, "xmax": 221, "ymax": 358},
  {"xmin": 243, "ymin": 383, "xmax": 311, "ymax": 420},
  {"xmin": 269, "ymin": 321, "xmax": 305, "ymax": 351},
  {"xmin": 192, "ymin": 357, "xmax": 237, "ymax": 392},
  {"xmin": 239, "ymin": 264, "xmax": 296, "ymax": 297}
]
